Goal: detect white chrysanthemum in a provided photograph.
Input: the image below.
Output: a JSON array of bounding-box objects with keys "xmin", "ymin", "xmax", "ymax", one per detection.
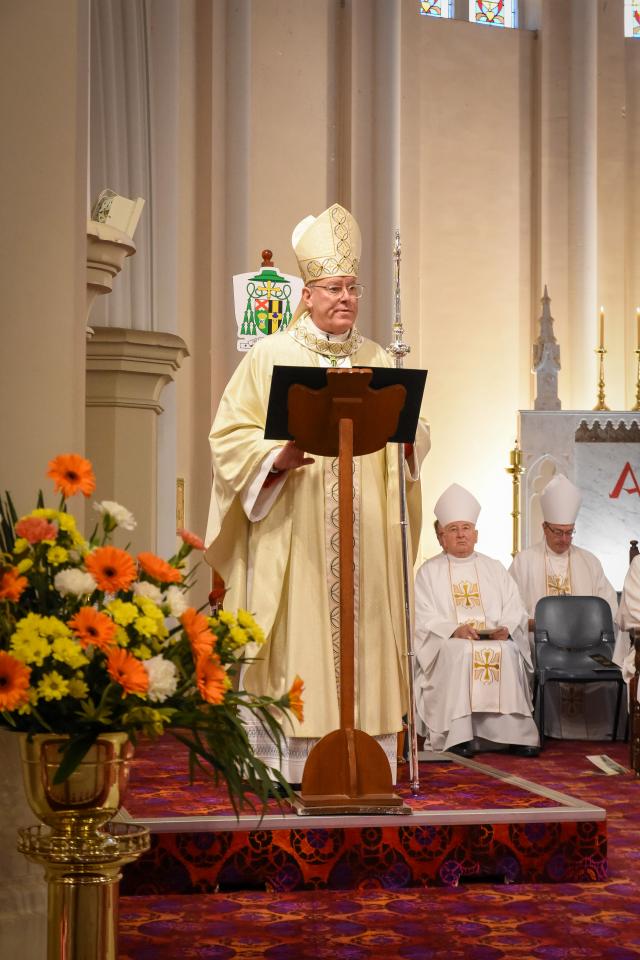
[
  {"xmin": 93, "ymin": 500, "xmax": 137, "ymax": 531},
  {"xmin": 165, "ymin": 584, "xmax": 188, "ymax": 618},
  {"xmin": 54, "ymin": 568, "xmax": 97, "ymax": 597},
  {"xmin": 143, "ymin": 655, "xmax": 178, "ymax": 703},
  {"xmin": 133, "ymin": 581, "xmax": 163, "ymax": 604}
]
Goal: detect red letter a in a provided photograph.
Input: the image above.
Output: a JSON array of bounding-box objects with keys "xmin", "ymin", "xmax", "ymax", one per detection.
[{"xmin": 609, "ymin": 462, "xmax": 640, "ymax": 499}]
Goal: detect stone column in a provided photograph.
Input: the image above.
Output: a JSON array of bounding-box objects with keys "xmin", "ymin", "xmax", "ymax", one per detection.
[
  {"xmin": 0, "ymin": 4, "xmax": 89, "ymax": 958},
  {"xmin": 85, "ymin": 327, "xmax": 189, "ymax": 554}
]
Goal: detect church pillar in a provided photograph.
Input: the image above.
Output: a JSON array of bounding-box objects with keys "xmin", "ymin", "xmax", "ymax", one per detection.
[{"xmin": 0, "ymin": 4, "xmax": 89, "ymax": 956}]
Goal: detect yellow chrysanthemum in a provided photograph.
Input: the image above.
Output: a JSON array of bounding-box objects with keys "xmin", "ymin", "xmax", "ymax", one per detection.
[
  {"xmin": 68, "ymin": 677, "xmax": 90, "ymax": 699},
  {"xmin": 15, "ymin": 557, "xmax": 33, "ymax": 574},
  {"xmin": 47, "ymin": 545, "xmax": 69, "ymax": 566},
  {"xmin": 10, "ymin": 632, "xmax": 50, "ymax": 666},
  {"xmin": 32, "ymin": 508, "xmax": 57, "ymax": 521},
  {"xmin": 135, "ymin": 643, "xmax": 152, "ymax": 660},
  {"xmin": 135, "ymin": 596, "xmax": 164, "ymax": 621},
  {"xmin": 56, "ymin": 513, "xmax": 78, "ymax": 533},
  {"xmin": 52, "ymin": 637, "xmax": 89, "ymax": 669},
  {"xmin": 217, "ymin": 610, "xmax": 237, "ymax": 628},
  {"xmin": 37, "ymin": 671, "xmax": 70, "ymax": 701},
  {"xmin": 134, "ymin": 615, "xmax": 160, "ymax": 638},
  {"xmin": 115, "ymin": 626, "xmax": 130, "ymax": 647},
  {"xmin": 229, "ymin": 626, "xmax": 249, "ymax": 648},
  {"xmin": 13, "ymin": 538, "xmax": 29, "ymax": 555},
  {"xmin": 107, "ymin": 599, "xmax": 139, "ymax": 627}
]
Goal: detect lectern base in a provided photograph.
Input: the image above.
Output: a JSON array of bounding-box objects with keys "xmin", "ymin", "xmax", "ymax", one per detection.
[{"xmin": 290, "ymin": 792, "xmax": 412, "ymax": 817}]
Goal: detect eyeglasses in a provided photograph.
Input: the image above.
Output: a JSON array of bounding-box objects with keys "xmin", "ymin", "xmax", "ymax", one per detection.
[
  {"xmin": 544, "ymin": 524, "xmax": 575, "ymax": 538},
  {"xmin": 308, "ymin": 282, "xmax": 365, "ymax": 300}
]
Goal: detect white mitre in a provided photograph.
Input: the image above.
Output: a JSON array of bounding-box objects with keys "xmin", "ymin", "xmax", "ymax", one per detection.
[
  {"xmin": 434, "ymin": 483, "xmax": 481, "ymax": 527},
  {"xmin": 291, "ymin": 203, "xmax": 361, "ymax": 283},
  {"xmin": 540, "ymin": 474, "xmax": 582, "ymax": 525}
]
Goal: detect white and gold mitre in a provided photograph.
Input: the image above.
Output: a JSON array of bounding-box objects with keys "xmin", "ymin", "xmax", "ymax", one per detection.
[
  {"xmin": 291, "ymin": 203, "xmax": 361, "ymax": 283},
  {"xmin": 540, "ymin": 474, "xmax": 582, "ymax": 525}
]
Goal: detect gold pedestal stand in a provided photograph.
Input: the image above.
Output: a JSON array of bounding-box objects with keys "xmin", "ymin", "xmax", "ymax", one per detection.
[
  {"xmin": 631, "ymin": 348, "xmax": 640, "ymax": 412},
  {"xmin": 16, "ymin": 733, "xmax": 150, "ymax": 960},
  {"xmin": 593, "ymin": 347, "xmax": 610, "ymax": 411},
  {"xmin": 506, "ymin": 440, "xmax": 525, "ymax": 558}
]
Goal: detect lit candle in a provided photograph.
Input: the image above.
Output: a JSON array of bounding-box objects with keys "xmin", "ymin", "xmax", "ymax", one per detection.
[{"xmin": 599, "ymin": 306, "xmax": 605, "ymax": 350}]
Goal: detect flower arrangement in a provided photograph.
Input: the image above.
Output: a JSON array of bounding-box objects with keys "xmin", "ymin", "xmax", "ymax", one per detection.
[{"xmin": 0, "ymin": 454, "xmax": 303, "ymax": 809}]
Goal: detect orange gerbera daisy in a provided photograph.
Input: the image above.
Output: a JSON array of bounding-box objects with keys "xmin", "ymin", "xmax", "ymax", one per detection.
[
  {"xmin": 0, "ymin": 566, "xmax": 28, "ymax": 602},
  {"xmin": 106, "ymin": 647, "xmax": 149, "ymax": 696},
  {"xmin": 47, "ymin": 453, "xmax": 96, "ymax": 498},
  {"xmin": 196, "ymin": 655, "xmax": 228, "ymax": 705},
  {"xmin": 68, "ymin": 606, "xmax": 118, "ymax": 651},
  {"xmin": 137, "ymin": 552, "xmax": 182, "ymax": 584},
  {"xmin": 181, "ymin": 607, "xmax": 216, "ymax": 660},
  {"xmin": 287, "ymin": 675, "xmax": 304, "ymax": 723},
  {"xmin": 0, "ymin": 651, "xmax": 31, "ymax": 710},
  {"xmin": 85, "ymin": 546, "xmax": 137, "ymax": 593}
]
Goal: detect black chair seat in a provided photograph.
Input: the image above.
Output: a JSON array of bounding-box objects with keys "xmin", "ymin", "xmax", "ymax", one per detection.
[{"xmin": 533, "ymin": 595, "xmax": 623, "ymax": 744}]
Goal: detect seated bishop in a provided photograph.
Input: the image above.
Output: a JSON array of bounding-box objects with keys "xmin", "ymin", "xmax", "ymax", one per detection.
[
  {"xmin": 414, "ymin": 483, "xmax": 539, "ymax": 758},
  {"xmin": 616, "ymin": 555, "xmax": 640, "ymax": 685},
  {"xmin": 509, "ymin": 474, "xmax": 621, "ymax": 740}
]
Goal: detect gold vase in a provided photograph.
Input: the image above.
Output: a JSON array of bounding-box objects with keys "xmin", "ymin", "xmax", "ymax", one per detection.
[{"xmin": 17, "ymin": 732, "xmax": 149, "ymax": 960}]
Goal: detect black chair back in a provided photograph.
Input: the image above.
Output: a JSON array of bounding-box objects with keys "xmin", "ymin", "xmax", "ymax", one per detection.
[{"xmin": 534, "ymin": 595, "xmax": 614, "ymax": 650}]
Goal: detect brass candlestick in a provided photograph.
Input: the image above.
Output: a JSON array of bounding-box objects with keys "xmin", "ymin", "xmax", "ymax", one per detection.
[
  {"xmin": 505, "ymin": 440, "xmax": 525, "ymax": 558},
  {"xmin": 593, "ymin": 347, "xmax": 610, "ymax": 411},
  {"xmin": 632, "ymin": 347, "xmax": 640, "ymax": 412}
]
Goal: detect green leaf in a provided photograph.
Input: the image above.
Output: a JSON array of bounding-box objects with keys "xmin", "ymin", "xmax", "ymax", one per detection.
[{"xmin": 52, "ymin": 731, "xmax": 98, "ymax": 784}]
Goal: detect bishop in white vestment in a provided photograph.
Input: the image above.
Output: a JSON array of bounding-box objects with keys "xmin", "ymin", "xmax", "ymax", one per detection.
[
  {"xmin": 204, "ymin": 203, "xmax": 430, "ymax": 784},
  {"xmin": 616, "ymin": 555, "xmax": 640, "ymax": 694},
  {"xmin": 414, "ymin": 484, "xmax": 539, "ymax": 757},
  {"xmin": 509, "ymin": 474, "xmax": 620, "ymax": 739}
]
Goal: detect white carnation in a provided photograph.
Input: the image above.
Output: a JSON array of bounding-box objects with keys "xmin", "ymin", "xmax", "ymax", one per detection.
[
  {"xmin": 165, "ymin": 584, "xmax": 188, "ymax": 618},
  {"xmin": 93, "ymin": 500, "xmax": 137, "ymax": 532},
  {"xmin": 143, "ymin": 655, "xmax": 178, "ymax": 703},
  {"xmin": 54, "ymin": 569, "xmax": 98, "ymax": 597},
  {"xmin": 133, "ymin": 581, "xmax": 163, "ymax": 603}
]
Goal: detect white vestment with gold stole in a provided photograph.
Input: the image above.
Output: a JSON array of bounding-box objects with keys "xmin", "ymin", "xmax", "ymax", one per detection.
[
  {"xmin": 414, "ymin": 551, "xmax": 537, "ymax": 752},
  {"xmin": 204, "ymin": 316, "xmax": 430, "ymax": 782},
  {"xmin": 509, "ymin": 540, "xmax": 623, "ymax": 739}
]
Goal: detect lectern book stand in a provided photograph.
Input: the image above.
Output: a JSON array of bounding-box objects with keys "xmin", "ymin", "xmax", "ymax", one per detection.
[{"xmin": 265, "ymin": 365, "xmax": 426, "ymax": 815}]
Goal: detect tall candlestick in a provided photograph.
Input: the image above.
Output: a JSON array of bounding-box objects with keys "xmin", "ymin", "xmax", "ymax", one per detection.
[{"xmin": 599, "ymin": 306, "xmax": 605, "ymax": 350}]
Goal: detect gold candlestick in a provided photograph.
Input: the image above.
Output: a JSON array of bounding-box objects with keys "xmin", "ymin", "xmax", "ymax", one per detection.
[
  {"xmin": 593, "ymin": 347, "xmax": 610, "ymax": 411},
  {"xmin": 505, "ymin": 439, "xmax": 525, "ymax": 558},
  {"xmin": 633, "ymin": 308, "xmax": 640, "ymax": 412},
  {"xmin": 632, "ymin": 346, "xmax": 640, "ymax": 412}
]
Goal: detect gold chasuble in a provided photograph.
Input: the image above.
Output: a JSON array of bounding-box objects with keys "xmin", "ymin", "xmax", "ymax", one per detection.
[{"xmin": 205, "ymin": 322, "xmax": 430, "ymax": 779}]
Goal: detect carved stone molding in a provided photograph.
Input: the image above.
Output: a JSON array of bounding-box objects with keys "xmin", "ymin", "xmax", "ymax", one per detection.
[
  {"xmin": 575, "ymin": 419, "xmax": 640, "ymax": 443},
  {"xmin": 86, "ymin": 219, "xmax": 137, "ymax": 316},
  {"xmin": 86, "ymin": 326, "xmax": 188, "ymax": 414},
  {"xmin": 85, "ymin": 326, "xmax": 189, "ymax": 552}
]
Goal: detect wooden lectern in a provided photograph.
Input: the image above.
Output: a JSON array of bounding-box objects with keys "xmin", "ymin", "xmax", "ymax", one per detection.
[{"xmin": 266, "ymin": 365, "xmax": 423, "ymax": 815}]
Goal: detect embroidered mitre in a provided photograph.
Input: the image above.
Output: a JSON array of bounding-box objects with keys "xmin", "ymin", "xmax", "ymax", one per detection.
[{"xmin": 292, "ymin": 203, "xmax": 361, "ymax": 283}]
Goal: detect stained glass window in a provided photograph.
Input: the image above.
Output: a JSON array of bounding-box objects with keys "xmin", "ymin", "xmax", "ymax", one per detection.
[
  {"xmin": 624, "ymin": 1, "xmax": 640, "ymax": 37},
  {"xmin": 419, "ymin": 0, "xmax": 454, "ymax": 18},
  {"xmin": 471, "ymin": 0, "xmax": 518, "ymax": 28}
]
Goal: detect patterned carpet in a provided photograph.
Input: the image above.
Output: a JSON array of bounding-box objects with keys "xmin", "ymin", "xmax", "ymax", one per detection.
[{"xmin": 119, "ymin": 739, "xmax": 640, "ymax": 958}]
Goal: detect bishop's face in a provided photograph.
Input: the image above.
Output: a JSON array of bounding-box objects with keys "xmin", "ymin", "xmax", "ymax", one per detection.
[
  {"xmin": 542, "ymin": 522, "xmax": 574, "ymax": 556},
  {"xmin": 302, "ymin": 275, "xmax": 360, "ymax": 336},
  {"xmin": 440, "ymin": 521, "xmax": 478, "ymax": 559}
]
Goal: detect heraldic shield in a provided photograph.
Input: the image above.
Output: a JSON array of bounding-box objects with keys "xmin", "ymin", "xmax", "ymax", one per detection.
[{"xmin": 233, "ymin": 250, "xmax": 303, "ymax": 352}]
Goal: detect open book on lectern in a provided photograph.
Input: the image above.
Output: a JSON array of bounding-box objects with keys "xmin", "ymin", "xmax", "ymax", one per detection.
[{"xmin": 264, "ymin": 365, "xmax": 427, "ymax": 443}]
